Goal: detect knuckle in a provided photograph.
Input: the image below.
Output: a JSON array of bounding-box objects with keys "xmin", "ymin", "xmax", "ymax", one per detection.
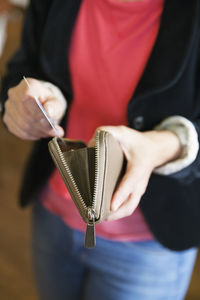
[
  {"xmin": 21, "ymin": 131, "xmax": 34, "ymax": 140},
  {"xmin": 23, "ymin": 122, "xmax": 32, "ymax": 133},
  {"xmin": 24, "ymin": 120, "xmax": 40, "ymax": 134},
  {"xmin": 24, "ymin": 132, "xmax": 34, "ymax": 139}
]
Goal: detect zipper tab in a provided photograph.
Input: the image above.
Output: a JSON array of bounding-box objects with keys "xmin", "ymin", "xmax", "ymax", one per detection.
[{"xmin": 84, "ymin": 207, "xmax": 96, "ymax": 249}]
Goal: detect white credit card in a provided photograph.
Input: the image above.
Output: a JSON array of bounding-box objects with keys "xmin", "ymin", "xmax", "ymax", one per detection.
[{"xmin": 23, "ymin": 76, "xmax": 59, "ymax": 135}]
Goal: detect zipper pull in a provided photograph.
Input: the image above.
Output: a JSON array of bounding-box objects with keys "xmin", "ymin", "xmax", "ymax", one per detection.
[{"xmin": 84, "ymin": 207, "xmax": 96, "ymax": 249}]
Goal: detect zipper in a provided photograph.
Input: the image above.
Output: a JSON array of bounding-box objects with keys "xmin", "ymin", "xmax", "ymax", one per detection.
[
  {"xmin": 84, "ymin": 207, "xmax": 96, "ymax": 248},
  {"xmin": 52, "ymin": 139, "xmax": 87, "ymax": 217},
  {"xmin": 51, "ymin": 130, "xmax": 102, "ymax": 248},
  {"xmin": 84, "ymin": 130, "xmax": 101, "ymax": 248},
  {"xmin": 92, "ymin": 130, "xmax": 100, "ymax": 214}
]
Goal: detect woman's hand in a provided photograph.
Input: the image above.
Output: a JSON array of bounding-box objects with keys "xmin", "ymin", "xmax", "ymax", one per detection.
[
  {"xmin": 88, "ymin": 125, "xmax": 181, "ymax": 221},
  {"xmin": 3, "ymin": 78, "xmax": 66, "ymax": 140}
]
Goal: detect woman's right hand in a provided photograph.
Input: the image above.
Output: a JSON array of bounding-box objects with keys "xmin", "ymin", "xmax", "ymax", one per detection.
[{"xmin": 3, "ymin": 78, "xmax": 66, "ymax": 140}]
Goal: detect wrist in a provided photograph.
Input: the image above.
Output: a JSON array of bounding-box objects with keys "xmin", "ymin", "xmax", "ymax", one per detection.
[{"xmin": 143, "ymin": 130, "xmax": 182, "ymax": 169}]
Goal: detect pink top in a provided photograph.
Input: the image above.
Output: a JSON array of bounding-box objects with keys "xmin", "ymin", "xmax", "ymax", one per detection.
[{"xmin": 41, "ymin": 0, "xmax": 165, "ymax": 241}]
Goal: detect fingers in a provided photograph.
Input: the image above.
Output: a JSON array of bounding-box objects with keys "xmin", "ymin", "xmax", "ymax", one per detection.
[
  {"xmin": 87, "ymin": 125, "xmax": 149, "ymax": 220},
  {"xmin": 47, "ymin": 124, "xmax": 64, "ymax": 137},
  {"xmin": 87, "ymin": 125, "xmax": 123, "ymax": 147},
  {"xmin": 96, "ymin": 125, "xmax": 130, "ymax": 144},
  {"xmin": 5, "ymin": 98, "xmax": 62, "ymax": 138},
  {"xmin": 106, "ymin": 193, "xmax": 140, "ymax": 221},
  {"xmin": 4, "ymin": 78, "xmax": 66, "ymax": 140},
  {"xmin": 21, "ymin": 78, "xmax": 66, "ymax": 122},
  {"xmin": 92, "ymin": 125, "xmax": 137, "ymax": 159},
  {"xmin": 3, "ymin": 113, "xmax": 39, "ymax": 141},
  {"xmin": 43, "ymin": 98, "xmax": 65, "ymax": 122},
  {"xmin": 106, "ymin": 165, "xmax": 151, "ymax": 221},
  {"xmin": 88, "ymin": 125, "xmax": 159, "ymax": 221},
  {"xmin": 111, "ymin": 165, "xmax": 148, "ymax": 210},
  {"xmin": 111, "ymin": 170, "xmax": 133, "ymax": 212},
  {"xmin": 4, "ymin": 109, "xmax": 64, "ymax": 140}
]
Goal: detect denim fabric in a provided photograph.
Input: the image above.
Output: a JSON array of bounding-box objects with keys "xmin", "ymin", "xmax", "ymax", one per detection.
[{"xmin": 32, "ymin": 201, "xmax": 198, "ymax": 300}]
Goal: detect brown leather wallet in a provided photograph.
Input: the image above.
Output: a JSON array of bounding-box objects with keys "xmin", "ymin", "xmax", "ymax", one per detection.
[{"xmin": 48, "ymin": 130, "xmax": 125, "ymax": 248}]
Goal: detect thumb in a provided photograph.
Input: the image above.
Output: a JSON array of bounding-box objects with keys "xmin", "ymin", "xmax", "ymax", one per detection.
[
  {"xmin": 43, "ymin": 97, "xmax": 66, "ymax": 122},
  {"xmin": 48, "ymin": 124, "xmax": 65, "ymax": 138}
]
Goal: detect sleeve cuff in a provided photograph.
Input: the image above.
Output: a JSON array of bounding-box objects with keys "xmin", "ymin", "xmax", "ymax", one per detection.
[{"xmin": 153, "ymin": 116, "xmax": 199, "ymax": 175}]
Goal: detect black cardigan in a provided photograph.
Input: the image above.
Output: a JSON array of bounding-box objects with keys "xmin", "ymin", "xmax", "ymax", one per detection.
[{"xmin": 1, "ymin": 0, "xmax": 200, "ymax": 251}]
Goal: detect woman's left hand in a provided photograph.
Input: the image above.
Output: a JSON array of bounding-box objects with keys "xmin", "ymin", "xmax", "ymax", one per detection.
[{"xmin": 88, "ymin": 125, "xmax": 181, "ymax": 221}]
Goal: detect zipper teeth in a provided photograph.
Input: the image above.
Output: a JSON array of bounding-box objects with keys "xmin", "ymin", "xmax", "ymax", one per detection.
[
  {"xmin": 92, "ymin": 130, "xmax": 101, "ymax": 210},
  {"xmin": 53, "ymin": 139, "xmax": 87, "ymax": 214}
]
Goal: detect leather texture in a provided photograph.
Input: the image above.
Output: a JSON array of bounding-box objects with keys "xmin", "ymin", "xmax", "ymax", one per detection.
[{"xmin": 48, "ymin": 130, "xmax": 125, "ymax": 224}]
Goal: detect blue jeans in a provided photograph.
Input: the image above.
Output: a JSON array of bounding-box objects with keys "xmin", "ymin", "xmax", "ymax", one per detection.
[{"xmin": 32, "ymin": 200, "xmax": 198, "ymax": 300}]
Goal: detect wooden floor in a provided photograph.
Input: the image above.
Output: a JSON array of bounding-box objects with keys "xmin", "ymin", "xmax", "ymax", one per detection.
[{"xmin": 0, "ymin": 12, "xmax": 200, "ymax": 300}]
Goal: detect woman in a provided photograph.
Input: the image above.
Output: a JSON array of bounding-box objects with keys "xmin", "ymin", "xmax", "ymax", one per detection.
[{"xmin": 1, "ymin": 0, "xmax": 200, "ymax": 299}]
